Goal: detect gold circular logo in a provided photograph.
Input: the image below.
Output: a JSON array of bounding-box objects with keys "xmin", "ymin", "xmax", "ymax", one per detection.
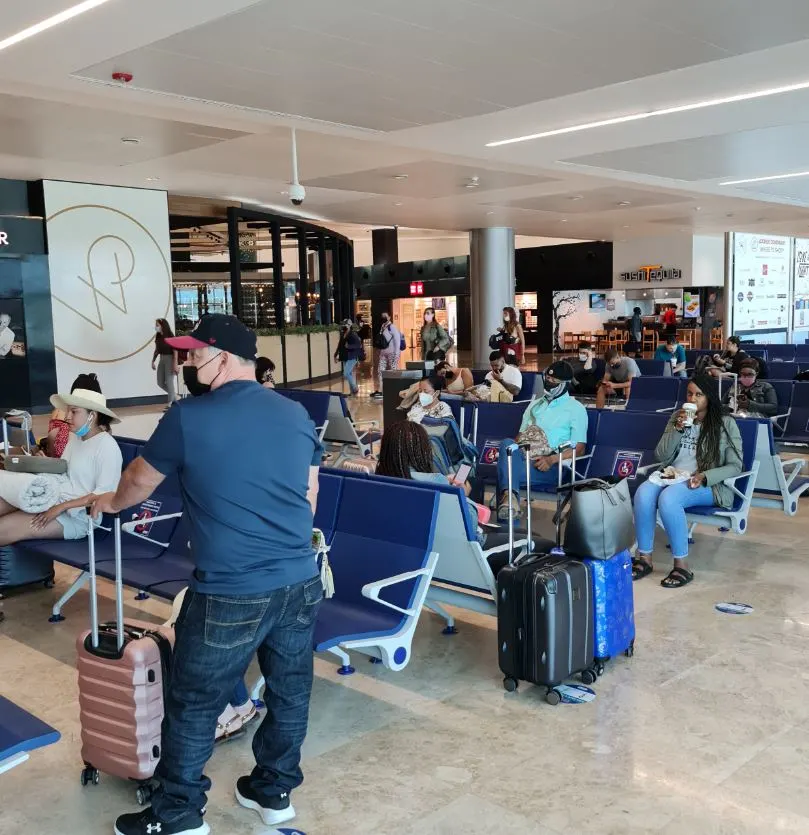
[{"xmin": 47, "ymin": 204, "xmax": 171, "ymax": 363}]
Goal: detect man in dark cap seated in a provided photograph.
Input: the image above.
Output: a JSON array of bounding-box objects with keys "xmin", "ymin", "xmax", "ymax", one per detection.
[{"xmin": 495, "ymin": 361, "xmax": 587, "ymax": 522}]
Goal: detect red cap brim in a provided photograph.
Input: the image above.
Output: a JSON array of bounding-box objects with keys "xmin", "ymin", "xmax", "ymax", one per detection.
[{"xmin": 165, "ymin": 335, "xmax": 209, "ymax": 350}]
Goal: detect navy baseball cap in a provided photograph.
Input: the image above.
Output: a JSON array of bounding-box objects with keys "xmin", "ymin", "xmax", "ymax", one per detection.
[
  {"xmin": 545, "ymin": 360, "xmax": 574, "ymax": 381},
  {"xmin": 166, "ymin": 314, "xmax": 257, "ymax": 360}
]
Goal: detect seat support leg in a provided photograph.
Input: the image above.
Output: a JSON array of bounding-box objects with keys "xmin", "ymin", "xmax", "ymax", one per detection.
[
  {"xmin": 424, "ymin": 600, "xmax": 457, "ymax": 634},
  {"xmin": 329, "ymin": 646, "xmax": 354, "ymax": 675},
  {"xmin": 49, "ymin": 570, "xmax": 89, "ymax": 622}
]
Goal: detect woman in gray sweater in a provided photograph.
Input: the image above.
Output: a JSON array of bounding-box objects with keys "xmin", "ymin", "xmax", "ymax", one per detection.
[{"xmin": 632, "ymin": 373, "xmax": 743, "ymax": 589}]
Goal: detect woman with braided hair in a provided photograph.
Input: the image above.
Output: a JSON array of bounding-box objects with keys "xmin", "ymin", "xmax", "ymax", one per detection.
[
  {"xmin": 632, "ymin": 373, "xmax": 742, "ymax": 589},
  {"xmin": 376, "ymin": 421, "xmax": 437, "ymax": 481}
]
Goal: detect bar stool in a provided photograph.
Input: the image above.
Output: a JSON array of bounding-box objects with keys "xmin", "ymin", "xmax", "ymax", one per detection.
[
  {"xmin": 593, "ymin": 331, "xmax": 608, "ymax": 352},
  {"xmin": 677, "ymin": 329, "xmax": 694, "ymax": 350},
  {"xmin": 710, "ymin": 327, "xmax": 723, "ymax": 350},
  {"xmin": 607, "ymin": 329, "xmax": 624, "ymax": 350},
  {"xmin": 642, "ymin": 329, "xmax": 656, "ymax": 354},
  {"xmin": 562, "ymin": 332, "xmax": 577, "ymax": 352}
]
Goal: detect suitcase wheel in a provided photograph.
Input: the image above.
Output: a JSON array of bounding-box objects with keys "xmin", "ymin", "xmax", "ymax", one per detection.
[
  {"xmin": 545, "ymin": 689, "xmax": 561, "ymax": 706},
  {"xmin": 136, "ymin": 784, "xmax": 153, "ymax": 806},
  {"xmin": 503, "ymin": 677, "xmax": 518, "ymax": 693},
  {"xmin": 625, "ymin": 641, "xmax": 635, "ymax": 659},
  {"xmin": 596, "ymin": 662, "xmax": 606, "ymax": 677},
  {"xmin": 580, "ymin": 668, "xmax": 597, "ymax": 686},
  {"xmin": 80, "ymin": 766, "xmax": 99, "ymax": 787}
]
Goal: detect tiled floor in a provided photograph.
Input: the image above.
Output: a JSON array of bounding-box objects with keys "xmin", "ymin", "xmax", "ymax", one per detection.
[{"xmin": 5, "ymin": 365, "xmax": 809, "ymax": 834}]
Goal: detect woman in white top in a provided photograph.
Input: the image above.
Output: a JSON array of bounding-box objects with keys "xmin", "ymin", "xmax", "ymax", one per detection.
[
  {"xmin": 0, "ymin": 388, "xmax": 123, "ymax": 545},
  {"xmin": 407, "ymin": 378, "xmax": 453, "ymax": 424}
]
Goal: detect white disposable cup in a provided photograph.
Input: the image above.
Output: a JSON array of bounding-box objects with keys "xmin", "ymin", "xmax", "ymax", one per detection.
[{"xmin": 682, "ymin": 402, "xmax": 697, "ymax": 427}]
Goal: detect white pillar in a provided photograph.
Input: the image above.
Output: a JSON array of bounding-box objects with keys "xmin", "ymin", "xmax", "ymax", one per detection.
[{"xmin": 469, "ymin": 227, "xmax": 515, "ymax": 366}]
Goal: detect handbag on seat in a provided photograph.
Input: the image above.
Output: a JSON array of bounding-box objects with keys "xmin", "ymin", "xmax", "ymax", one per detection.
[{"xmin": 559, "ymin": 477, "xmax": 634, "ymax": 560}]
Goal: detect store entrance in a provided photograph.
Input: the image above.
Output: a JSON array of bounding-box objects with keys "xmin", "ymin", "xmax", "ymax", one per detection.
[{"xmin": 393, "ymin": 296, "xmax": 457, "ymax": 356}]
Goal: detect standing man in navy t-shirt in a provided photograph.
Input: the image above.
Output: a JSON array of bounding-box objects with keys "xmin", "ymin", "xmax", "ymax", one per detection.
[{"xmin": 92, "ymin": 315, "xmax": 323, "ymax": 835}]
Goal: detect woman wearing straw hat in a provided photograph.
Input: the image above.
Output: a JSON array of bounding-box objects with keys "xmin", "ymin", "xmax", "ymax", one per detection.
[{"xmin": 0, "ymin": 387, "xmax": 123, "ymax": 545}]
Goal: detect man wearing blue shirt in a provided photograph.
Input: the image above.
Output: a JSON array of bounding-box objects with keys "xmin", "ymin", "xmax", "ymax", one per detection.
[
  {"xmin": 496, "ymin": 361, "xmax": 588, "ymax": 521},
  {"xmin": 93, "ymin": 315, "xmax": 323, "ymax": 835},
  {"xmin": 654, "ymin": 334, "xmax": 687, "ymax": 378}
]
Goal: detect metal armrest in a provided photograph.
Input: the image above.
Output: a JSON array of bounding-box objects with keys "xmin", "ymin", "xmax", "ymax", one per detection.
[
  {"xmin": 352, "ymin": 419, "xmax": 380, "ymax": 429},
  {"xmin": 362, "ymin": 567, "xmax": 433, "ymax": 617},
  {"xmin": 721, "ymin": 464, "xmax": 760, "ymax": 503},
  {"xmin": 655, "ymin": 406, "xmax": 676, "ymax": 413},
  {"xmin": 771, "ymin": 410, "xmax": 791, "ymax": 435},
  {"xmin": 780, "ymin": 457, "xmax": 806, "ymax": 488},
  {"xmin": 121, "ymin": 512, "xmax": 182, "ymax": 547}
]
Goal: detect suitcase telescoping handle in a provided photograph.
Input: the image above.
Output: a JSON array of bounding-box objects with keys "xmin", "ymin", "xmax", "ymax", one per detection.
[
  {"xmin": 551, "ymin": 441, "xmax": 573, "ymax": 556},
  {"xmin": 86, "ymin": 507, "xmax": 124, "ymax": 652},
  {"xmin": 506, "ymin": 442, "xmax": 532, "ymax": 565}
]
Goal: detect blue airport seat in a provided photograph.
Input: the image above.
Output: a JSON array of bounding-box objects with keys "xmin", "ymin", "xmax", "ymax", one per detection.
[
  {"xmin": 0, "ymin": 696, "xmax": 60, "ymax": 775},
  {"xmin": 276, "ymin": 389, "xmax": 330, "ymax": 441},
  {"xmin": 322, "ymin": 393, "xmax": 379, "ymax": 456},
  {"xmin": 767, "ymin": 362, "xmax": 799, "ymax": 380},
  {"xmin": 584, "ymin": 411, "xmax": 671, "ymax": 496},
  {"xmin": 769, "ymin": 380, "xmax": 795, "ymax": 437},
  {"xmin": 684, "ymin": 418, "xmax": 760, "ymax": 534},
  {"xmin": 767, "ymin": 344, "xmax": 796, "ymax": 362},
  {"xmin": 625, "ymin": 377, "xmax": 681, "ymax": 413},
  {"xmin": 313, "ymin": 478, "xmax": 440, "ymax": 672},
  {"xmin": 634, "ymin": 359, "xmax": 670, "ymax": 377},
  {"xmin": 781, "ymin": 382, "xmax": 809, "ymax": 443},
  {"xmin": 471, "ymin": 402, "xmax": 526, "ymax": 484},
  {"xmin": 795, "ymin": 344, "xmax": 809, "ymax": 361},
  {"xmin": 314, "ymin": 470, "xmax": 343, "ymax": 543}
]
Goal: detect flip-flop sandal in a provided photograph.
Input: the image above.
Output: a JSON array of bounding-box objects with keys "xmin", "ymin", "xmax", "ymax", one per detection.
[
  {"xmin": 660, "ymin": 567, "xmax": 694, "ymax": 589},
  {"xmin": 215, "ymin": 705, "xmax": 258, "ymax": 744},
  {"xmin": 632, "ymin": 557, "xmax": 653, "ymax": 581}
]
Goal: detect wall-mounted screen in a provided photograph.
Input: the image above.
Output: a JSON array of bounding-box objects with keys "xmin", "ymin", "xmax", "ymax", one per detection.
[{"xmin": 589, "ymin": 292, "xmax": 607, "ymax": 310}]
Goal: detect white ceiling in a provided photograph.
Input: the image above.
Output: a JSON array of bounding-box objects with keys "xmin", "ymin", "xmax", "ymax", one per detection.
[{"xmin": 3, "ymin": 0, "xmax": 809, "ymax": 241}]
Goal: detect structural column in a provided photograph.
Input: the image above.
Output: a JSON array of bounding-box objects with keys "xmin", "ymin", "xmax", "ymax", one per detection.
[
  {"xmin": 372, "ymin": 227, "xmax": 398, "ymax": 265},
  {"xmin": 469, "ymin": 227, "xmax": 515, "ymax": 365}
]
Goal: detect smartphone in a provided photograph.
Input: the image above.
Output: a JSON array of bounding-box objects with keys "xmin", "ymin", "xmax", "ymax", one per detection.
[{"xmin": 454, "ymin": 462, "xmax": 472, "ymax": 483}]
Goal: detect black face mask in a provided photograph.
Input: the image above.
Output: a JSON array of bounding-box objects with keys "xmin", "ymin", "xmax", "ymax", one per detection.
[
  {"xmin": 183, "ymin": 365, "xmax": 210, "ymax": 397},
  {"xmin": 183, "ymin": 353, "xmax": 220, "ymax": 397}
]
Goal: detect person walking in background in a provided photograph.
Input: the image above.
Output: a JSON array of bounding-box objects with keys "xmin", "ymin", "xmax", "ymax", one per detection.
[
  {"xmin": 94, "ymin": 314, "xmax": 323, "ymax": 835},
  {"xmin": 152, "ymin": 319, "xmax": 179, "ymax": 407},
  {"xmin": 371, "ymin": 311, "xmax": 401, "ymax": 400},
  {"xmin": 499, "ymin": 307, "xmax": 526, "ymax": 365},
  {"xmin": 628, "ymin": 306, "xmax": 644, "ymax": 357},
  {"xmin": 420, "ymin": 307, "xmax": 451, "ymax": 361},
  {"xmin": 334, "ymin": 319, "xmax": 363, "ymax": 396}
]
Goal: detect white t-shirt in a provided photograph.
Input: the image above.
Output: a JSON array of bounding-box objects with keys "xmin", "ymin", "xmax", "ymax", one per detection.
[
  {"xmin": 62, "ymin": 431, "xmax": 123, "ymax": 527},
  {"xmin": 672, "ymin": 423, "xmax": 700, "ymax": 474},
  {"xmin": 0, "ymin": 325, "xmax": 14, "ymax": 357},
  {"xmin": 485, "ymin": 364, "xmax": 523, "ymax": 392}
]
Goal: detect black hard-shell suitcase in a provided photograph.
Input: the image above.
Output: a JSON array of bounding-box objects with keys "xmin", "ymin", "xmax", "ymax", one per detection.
[{"xmin": 496, "ymin": 441, "xmax": 595, "ymax": 704}]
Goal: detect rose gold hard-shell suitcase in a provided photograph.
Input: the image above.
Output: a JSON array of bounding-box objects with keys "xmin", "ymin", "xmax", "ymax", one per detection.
[{"xmin": 76, "ymin": 513, "xmax": 173, "ymax": 804}]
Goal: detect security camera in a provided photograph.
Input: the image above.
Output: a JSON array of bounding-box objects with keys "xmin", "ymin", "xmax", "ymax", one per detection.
[{"xmin": 289, "ymin": 183, "xmax": 306, "ymax": 206}]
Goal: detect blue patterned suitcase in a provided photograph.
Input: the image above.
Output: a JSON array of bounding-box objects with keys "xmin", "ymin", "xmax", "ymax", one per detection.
[{"xmin": 583, "ymin": 550, "xmax": 635, "ymax": 671}]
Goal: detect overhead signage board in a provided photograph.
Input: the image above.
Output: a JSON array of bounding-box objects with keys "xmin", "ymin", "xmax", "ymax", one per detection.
[
  {"xmin": 619, "ymin": 264, "xmax": 682, "ymax": 282},
  {"xmin": 732, "ymin": 233, "xmax": 790, "ymax": 332},
  {"xmin": 793, "ymin": 238, "xmax": 809, "ymax": 330}
]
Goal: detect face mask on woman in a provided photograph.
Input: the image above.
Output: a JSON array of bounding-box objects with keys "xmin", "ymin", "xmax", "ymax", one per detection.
[
  {"xmin": 740, "ymin": 373, "xmax": 756, "ymax": 388},
  {"xmin": 424, "ymin": 313, "xmax": 434, "ymax": 323},
  {"xmin": 503, "ymin": 315, "xmax": 510, "ymax": 323},
  {"xmin": 74, "ymin": 414, "xmax": 94, "ymax": 438},
  {"xmin": 418, "ymin": 392, "xmax": 433, "ymax": 407},
  {"xmin": 155, "ymin": 325, "xmax": 162, "ymax": 333}
]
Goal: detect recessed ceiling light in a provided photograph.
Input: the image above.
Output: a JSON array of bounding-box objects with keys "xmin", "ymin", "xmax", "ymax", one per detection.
[
  {"xmin": 485, "ymin": 210, "xmax": 495, "ymax": 215},
  {"xmin": 0, "ymin": 0, "xmax": 115, "ymax": 52},
  {"xmin": 393, "ymin": 202, "xmax": 403, "ymax": 207},
  {"xmin": 569, "ymin": 195, "xmax": 584, "ymax": 201},
  {"xmin": 121, "ymin": 137, "xmax": 141, "ymax": 144},
  {"xmin": 464, "ymin": 176, "xmax": 481, "ymax": 189},
  {"xmin": 694, "ymin": 206, "xmax": 702, "ymax": 212},
  {"xmin": 145, "ymin": 177, "xmax": 160, "ymax": 182},
  {"xmin": 720, "ymin": 170, "xmax": 809, "ymax": 186},
  {"xmin": 559, "ymin": 218, "xmax": 568, "ymax": 223},
  {"xmin": 617, "ymin": 201, "xmax": 632, "ymax": 207},
  {"xmin": 622, "ymin": 225, "xmax": 631, "ymax": 229},
  {"xmin": 392, "ymin": 174, "xmax": 409, "ymax": 181},
  {"xmin": 486, "ymin": 78, "xmax": 809, "ymax": 147},
  {"xmin": 280, "ymin": 190, "xmax": 288, "ymax": 195}
]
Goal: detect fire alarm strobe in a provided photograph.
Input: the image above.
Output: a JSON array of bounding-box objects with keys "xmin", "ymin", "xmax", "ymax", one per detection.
[{"xmin": 112, "ymin": 72, "xmax": 133, "ymax": 83}]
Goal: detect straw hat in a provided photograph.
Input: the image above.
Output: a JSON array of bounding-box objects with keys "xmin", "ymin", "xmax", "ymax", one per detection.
[{"xmin": 49, "ymin": 388, "xmax": 120, "ymax": 424}]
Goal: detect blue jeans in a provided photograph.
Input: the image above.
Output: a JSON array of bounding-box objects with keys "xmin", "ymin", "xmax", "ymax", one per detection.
[
  {"xmin": 496, "ymin": 439, "xmax": 560, "ymax": 497},
  {"xmin": 232, "ymin": 679, "xmax": 249, "ymax": 707},
  {"xmin": 634, "ymin": 479, "xmax": 714, "ymax": 559},
  {"xmin": 151, "ymin": 576, "xmax": 323, "ymax": 822},
  {"xmin": 343, "ymin": 358, "xmax": 358, "ymax": 394}
]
